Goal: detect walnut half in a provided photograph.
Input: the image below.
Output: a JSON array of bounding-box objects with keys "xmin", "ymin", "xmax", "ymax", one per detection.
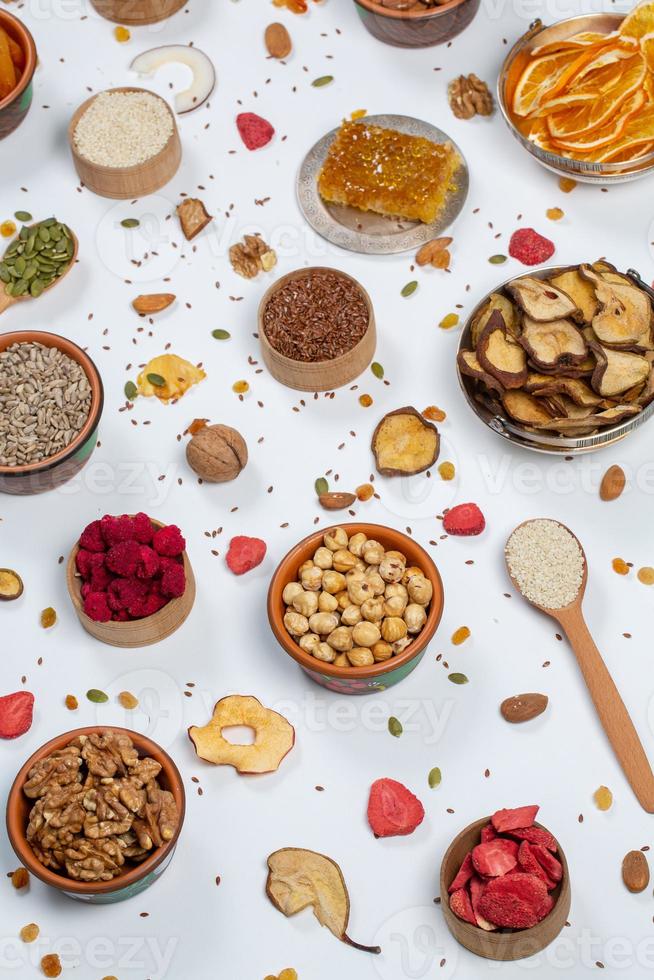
[
  {"xmin": 229, "ymin": 234, "xmax": 277, "ymax": 279},
  {"xmin": 448, "ymin": 74, "xmax": 494, "ymax": 120}
]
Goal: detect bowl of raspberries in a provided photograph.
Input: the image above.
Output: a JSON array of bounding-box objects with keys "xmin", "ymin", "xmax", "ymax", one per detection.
[
  {"xmin": 66, "ymin": 513, "xmax": 195, "ymax": 647},
  {"xmin": 440, "ymin": 805, "xmax": 570, "ymax": 961}
]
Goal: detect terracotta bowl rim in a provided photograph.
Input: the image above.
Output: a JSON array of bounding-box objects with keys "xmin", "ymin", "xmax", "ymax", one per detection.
[
  {"xmin": 267, "ymin": 522, "xmax": 444, "ymax": 679},
  {"xmin": 0, "ymin": 11, "xmax": 37, "ymax": 113},
  {"xmin": 6, "ymin": 725, "xmax": 186, "ymax": 895},
  {"xmin": 258, "ymin": 266, "xmax": 375, "ymax": 369},
  {"xmin": 68, "ymin": 86, "xmax": 179, "ymax": 175},
  {"xmin": 66, "ymin": 515, "xmax": 193, "ymax": 633},
  {"xmin": 0, "ymin": 330, "xmax": 104, "ymax": 477},
  {"xmin": 353, "ymin": 0, "xmax": 473, "ymax": 19}
]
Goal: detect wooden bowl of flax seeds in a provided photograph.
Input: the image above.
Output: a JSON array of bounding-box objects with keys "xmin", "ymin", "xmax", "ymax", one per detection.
[{"xmin": 258, "ymin": 267, "xmax": 376, "ymax": 392}]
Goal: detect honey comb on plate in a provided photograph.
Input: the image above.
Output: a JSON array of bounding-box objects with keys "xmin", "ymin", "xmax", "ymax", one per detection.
[{"xmin": 317, "ymin": 120, "xmax": 461, "ymax": 225}]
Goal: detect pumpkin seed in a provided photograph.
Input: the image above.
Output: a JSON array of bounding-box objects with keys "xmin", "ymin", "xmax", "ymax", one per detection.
[
  {"xmin": 388, "ymin": 716, "xmax": 403, "ymax": 737},
  {"xmin": 86, "ymin": 689, "xmax": 109, "ymax": 704},
  {"xmin": 14, "ymin": 211, "xmax": 32, "ymax": 222},
  {"xmin": 448, "ymin": 672, "xmax": 469, "ymax": 685},
  {"xmin": 315, "ymin": 476, "xmax": 329, "ymax": 496},
  {"xmin": 212, "ymin": 329, "xmax": 231, "ymax": 340},
  {"xmin": 146, "ymin": 373, "xmax": 166, "ymax": 387},
  {"xmin": 124, "ymin": 380, "xmax": 138, "ymax": 400},
  {"xmin": 38, "ymin": 226, "xmax": 50, "ymax": 243},
  {"xmin": 428, "ymin": 767, "xmax": 442, "ymax": 788},
  {"xmin": 312, "ymin": 75, "xmax": 334, "ymax": 87},
  {"xmin": 401, "ymin": 280, "xmax": 418, "ymax": 297},
  {"xmin": 121, "ymin": 218, "xmax": 140, "ymax": 229},
  {"xmin": 30, "ymin": 279, "xmax": 45, "ymax": 298},
  {"xmin": 371, "ymin": 361, "xmax": 384, "ymax": 379},
  {"xmin": 489, "ymin": 254, "xmax": 507, "ymax": 264}
]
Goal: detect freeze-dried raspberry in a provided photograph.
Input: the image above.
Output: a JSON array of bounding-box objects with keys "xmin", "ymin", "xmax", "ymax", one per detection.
[
  {"xmin": 161, "ymin": 562, "xmax": 186, "ymax": 598},
  {"xmin": 133, "ymin": 512, "xmax": 154, "ymax": 544},
  {"xmin": 79, "ymin": 520, "xmax": 105, "ymax": 553},
  {"xmin": 101, "ymin": 514, "xmax": 137, "ymax": 546},
  {"xmin": 0, "ymin": 691, "xmax": 34, "ymax": 739},
  {"xmin": 112, "ymin": 609, "xmax": 130, "ymax": 622},
  {"xmin": 492, "ymin": 805, "xmax": 539, "ymax": 833},
  {"xmin": 83, "ymin": 592, "xmax": 112, "ymax": 623},
  {"xmin": 135, "ymin": 545, "xmax": 160, "ymax": 581},
  {"xmin": 449, "ymin": 887, "xmax": 477, "ymax": 925},
  {"xmin": 236, "ymin": 111, "xmax": 275, "ymax": 150},
  {"xmin": 508, "ymin": 228, "xmax": 555, "ymax": 266},
  {"xmin": 448, "ymin": 851, "xmax": 474, "ymax": 894},
  {"xmin": 80, "ymin": 583, "xmax": 91, "ymax": 600},
  {"xmin": 225, "ymin": 536, "xmax": 267, "ymax": 575},
  {"xmin": 108, "ymin": 578, "xmax": 148, "ymax": 611},
  {"xmin": 75, "ymin": 549, "xmax": 94, "ymax": 579},
  {"xmin": 127, "ymin": 590, "xmax": 168, "ymax": 619},
  {"xmin": 152, "ymin": 524, "xmax": 186, "ymax": 557},
  {"xmin": 106, "ymin": 540, "xmax": 141, "ymax": 577},
  {"xmin": 477, "ymin": 873, "xmax": 553, "ymax": 929},
  {"xmin": 472, "ymin": 838, "xmax": 519, "ymax": 877}
]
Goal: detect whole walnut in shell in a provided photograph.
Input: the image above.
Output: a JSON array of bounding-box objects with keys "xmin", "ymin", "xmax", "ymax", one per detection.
[{"xmin": 186, "ymin": 424, "xmax": 248, "ymax": 482}]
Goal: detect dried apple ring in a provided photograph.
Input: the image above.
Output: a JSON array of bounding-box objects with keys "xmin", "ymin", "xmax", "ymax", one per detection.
[{"xmin": 188, "ymin": 695, "xmax": 295, "ymax": 774}]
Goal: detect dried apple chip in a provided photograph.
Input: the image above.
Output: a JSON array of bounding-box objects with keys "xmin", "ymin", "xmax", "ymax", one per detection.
[
  {"xmin": 372, "ymin": 406, "xmax": 440, "ymax": 477},
  {"xmin": 520, "ymin": 317, "xmax": 587, "ymax": 370},
  {"xmin": 502, "ymin": 390, "xmax": 553, "ymax": 425},
  {"xmin": 477, "ymin": 311, "xmax": 528, "ymax": 389},
  {"xmin": 188, "ymin": 695, "xmax": 295, "ymax": 774},
  {"xmin": 590, "ymin": 342, "xmax": 650, "ymax": 396},
  {"xmin": 506, "ymin": 277, "xmax": 582, "ymax": 322},
  {"xmin": 137, "ymin": 354, "xmax": 206, "ymax": 402},
  {"xmin": 266, "ymin": 848, "xmax": 381, "ymax": 954}
]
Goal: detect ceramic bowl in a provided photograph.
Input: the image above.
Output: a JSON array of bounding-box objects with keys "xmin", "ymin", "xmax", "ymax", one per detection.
[
  {"xmin": 6, "ymin": 726, "xmax": 185, "ymax": 904},
  {"xmin": 67, "ymin": 517, "xmax": 196, "ymax": 648},
  {"xmin": 267, "ymin": 523, "xmax": 444, "ymax": 694},
  {"xmin": 0, "ymin": 11, "xmax": 37, "ymax": 141},
  {"xmin": 352, "ymin": 0, "xmax": 480, "ymax": 48},
  {"xmin": 440, "ymin": 816, "xmax": 571, "ymax": 960},
  {"xmin": 0, "ymin": 331, "xmax": 104, "ymax": 495}
]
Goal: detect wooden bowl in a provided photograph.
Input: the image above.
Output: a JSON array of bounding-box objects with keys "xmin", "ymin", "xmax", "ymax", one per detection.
[
  {"xmin": 352, "ymin": 0, "xmax": 480, "ymax": 48},
  {"xmin": 267, "ymin": 523, "xmax": 444, "ymax": 694},
  {"xmin": 66, "ymin": 517, "xmax": 196, "ymax": 648},
  {"xmin": 90, "ymin": 0, "xmax": 187, "ymax": 24},
  {"xmin": 258, "ymin": 268, "xmax": 376, "ymax": 392},
  {"xmin": 0, "ymin": 331, "xmax": 104, "ymax": 496},
  {"xmin": 0, "ymin": 11, "xmax": 37, "ymax": 140},
  {"xmin": 440, "ymin": 817, "xmax": 571, "ymax": 961},
  {"xmin": 6, "ymin": 726, "xmax": 185, "ymax": 904},
  {"xmin": 68, "ymin": 87, "xmax": 181, "ymax": 200}
]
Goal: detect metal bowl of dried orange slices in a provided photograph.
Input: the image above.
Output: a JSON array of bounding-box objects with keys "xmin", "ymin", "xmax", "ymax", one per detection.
[
  {"xmin": 498, "ymin": 4, "xmax": 654, "ymax": 183},
  {"xmin": 456, "ymin": 263, "xmax": 654, "ymax": 455}
]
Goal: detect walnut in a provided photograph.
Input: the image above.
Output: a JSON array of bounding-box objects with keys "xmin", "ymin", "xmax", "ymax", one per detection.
[
  {"xmin": 448, "ymin": 74, "xmax": 494, "ymax": 120},
  {"xmin": 64, "ymin": 838, "xmax": 126, "ymax": 882},
  {"xmin": 229, "ymin": 234, "xmax": 277, "ymax": 279},
  {"xmin": 23, "ymin": 746, "xmax": 82, "ymax": 799},
  {"xmin": 186, "ymin": 423, "xmax": 248, "ymax": 483},
  {"xmin": 79, "ymin": 731, "xmax": 139, "ymax": 777}
]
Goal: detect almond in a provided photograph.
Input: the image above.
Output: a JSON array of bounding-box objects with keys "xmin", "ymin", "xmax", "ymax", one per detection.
[
  {"xmin": 132, "ymin": 293, "xmax": 176, "ymax": 315},
  {"xmin": 318, "ymin": 492, "xmax": 356, "ymax": 511},
  {"xmin": 265, "ymin": 22, "xmax": 292, "ymax": 59},
  {"xmin": 599, "ymin": 464, "xmax": 626, "ymax": 501},
  {"xmin": 622, "ymin": 850, "xmax": 649, "ymax": 893},
  {"xmin": 500, "ymin": 693, "xmax": 548, "ymax": 724}
]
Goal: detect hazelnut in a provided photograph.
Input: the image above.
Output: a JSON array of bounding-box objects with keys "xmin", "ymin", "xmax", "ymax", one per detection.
[
  {"xmin": 352, "ymin": 621, "xmax": 381, "ymax": 648},
  {"xmin": 379, "ymin": 554, "xmax": 406, "ymax": 583},
  {"xmin": 341, "ymin": 604, "xmax": 363, "ymax": 626},
  {"xmin": 384, "ymin": 594, "xmax": 407, "ymax": 618},
  {"xmin": 318, "ymin": 591, "xmax": 339, "ymax": 613},
  {"xmin": 313, "ymin": 642, "xmax": 336, "ymax": 663},
  {"xmin": 313, "ymin": 547, "xmax": 334, "ymax": 570},
  {"xmin": 186, "ymin": 424, "xmax": 248, "ymax": 482},
  {"xmin": 322, "ymin": 570, "xmax": 347, "ymax": 595},
  {"xmin": 381, "ymin": 617, "xmax": 408, "ymax": 643},
  {"xmin": 301, "ymin": 566, "xmax": 323, "ymax": 592},
  {"xmin": 282, "ymin": 582, "xmax": 304, "ymax": 605},
  {"xmin": 299, "ymin": 633, "xmax": 321, "ymax": 654},
  {"xmin": 360, "ymin": 597, "xmax": 384, "ymax": 623},
  {"xmin": 348, "ymin": 647, "xmax": 374, "ymax": 667},
  {"xmin": 292, "ymin": 591, "xmax": 318, "ymax": 617},
  {"xmin": 326, "ymin": 626, "xmax": 354, "ymax": 651},
  {"xmin": 324, "ymin": 527, "xmax": 348, "ymax": 552},
  {"xmin": 332, "ymin": 549, "xmax": 358, "ymax": 573},
  {"xmin": 372, "ymin": 641, "xmax": 393, "ymax": 662},
  {"xmin": 284, "ymin": 611, "xmax": 309, "ymax": 637},
  {"xmin": 407, "ymin": 574, "xmax": 433, "ymax": 606},
  {"xmin": 333, "ymin": 653, "xmax": 350, "ymax": 667},
  {"xmin": 309, "ymin": 612, "xmax": 339, "ymax": 635},
  {"xmin": 404, "ymin": 603, "xmax": 427, "ymax": 634},
  {"xmin": 348, "ymin": 532, "xmax": 368, "ymax": 557},
  {"xmin": 362, "ymin": 539, "xmax": 385, "ymax": 565}
]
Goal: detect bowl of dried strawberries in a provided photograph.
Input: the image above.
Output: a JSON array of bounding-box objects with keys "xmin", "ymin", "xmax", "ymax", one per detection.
[
  {"xmin": 66, "ymin": 513, "xmax": 196, "ymax": 648},
  {"xmin": 7, "ymin": 726, "xmax": 185, "ymax": 904},
  {"xmin": 440, "ymin": 805, "xmax": 570, "ymax": 961},
  {"xmin": 0, "ymin": 10, "xmax": 37, "ymax": 141}
]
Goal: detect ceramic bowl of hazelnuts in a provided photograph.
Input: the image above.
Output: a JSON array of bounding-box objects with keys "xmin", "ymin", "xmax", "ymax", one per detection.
[{"xmin": 268, "ymin": 524, "xmax": 444, "ymax": 694}]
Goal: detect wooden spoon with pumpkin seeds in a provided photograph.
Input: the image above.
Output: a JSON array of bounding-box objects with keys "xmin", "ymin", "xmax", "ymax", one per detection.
[{"xmin": 0, "ymin": 218, "xmax": 78, "ymax": 315}]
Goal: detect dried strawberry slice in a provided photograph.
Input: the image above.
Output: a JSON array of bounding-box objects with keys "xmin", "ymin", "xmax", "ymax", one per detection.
[
  {"xmin": 480, "ymin": 822, "xmax": 497, "ymax": 843},
  {"xmin": 477, "ymin": 872, "xmax": 554, "ymax": 930},
  {"xmin": 367, "ymin": 778, "xmax": 425, "ymax": 838},
  {"xmin": 531, "ymin": 842, "xmax": 563, "ymax": 882},
  {"xmin": 509, "ymin": 825, "xmax": 558, "ymax": 852},
  {"xmin": 0, "ymin": 691, "xmax": 34, "ymax": 739},
  {"xmin": 491, "ymin": 805, "xmax": 539, "ymax": 833},
  {"xmin": 448, "ymin": 851, "xmax": 474, "ymax": 894},
  {"xmin": 472, "ymin": 838, "xmax": 519, "ymax": 877},
  {"xmin": 469, "ymin": 875, "xmax": 495, "ymax": 931},
  {"xmin": 517, "ymin": 840, "xmax": 555, "ymax": 889},
  {"xmin": 449, "ymin": 886, "xmax": 477, "ymax": 925}
]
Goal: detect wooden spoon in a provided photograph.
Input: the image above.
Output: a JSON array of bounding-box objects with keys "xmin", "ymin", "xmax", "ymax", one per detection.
[
  {"xmin": 0, "ymin": 228, "xmax": 79, "ymax": 317},
  {"xmin": 506, "ymin": 519, "xmax": 654, "ymax": 813}
]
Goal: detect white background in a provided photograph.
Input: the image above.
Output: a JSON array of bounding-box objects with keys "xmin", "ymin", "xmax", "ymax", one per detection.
[{"xmin": 1, "ymin": 0, "xmax": 654, "ymax": 977}]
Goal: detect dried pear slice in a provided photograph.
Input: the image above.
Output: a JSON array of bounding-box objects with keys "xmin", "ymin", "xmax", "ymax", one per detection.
[
  {"xmin": 638, "ymin": 366, "xmax": 654, "ymax": 407},
  {"xmin": 520, "ymin": 316, "xmax": 587, "ymax": 370},
  {"xmin": 530, "ymin": 377, "xmax": 602, "ymax": 407},
  {"xmin": 372, "ymin": 406, "xmax": 440, "ymax": 477},
  {"xmin": 523, "ymin": 372, "xmax": 561, "ymax": 391},
  {"xmin": 477, "ymin": 311, "xmax": 528, "ymax": 389},
  {"xmin": 580, "ymin": 265, "xmax": 652, "ymax": 349},
  {"xmin": 550, "ymin": 270, "xmax": 599, "ymax": 323},
  {"xmin": 470, "ymin": 293, "xmax": 519, "ymax": 347},
  {"xmin": 502, "ymin": 390, "xmax": 553, "ymax": 425},
  {"xmin": 554, "ymin": 398, "xmax": 595, "ymax": 420},
  {"xmin": 591, "ymin": 260, "xmax": 617, "ymax": 275},
  {"xmin": 506, "ymin": 276, "xmax": 582, "ymax": 323},
  {"xmin": 590, "ymin": 342, "xmax": 650, "ymax": 396},
  {"xmin": 457, "ymin": 349, "xmax": 504, "ymax": 393},
  {"xmin": 533, "ymin": 405, "xmax": 640, "ymax": 432}
]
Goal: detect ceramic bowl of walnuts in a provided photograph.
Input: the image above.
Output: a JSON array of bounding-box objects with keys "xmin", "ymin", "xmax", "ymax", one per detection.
[
  {"xmin": 268, "ymin": 524, "xmax": 444, "ymax": 694},
  {"xmin": 6, "ymin": 726, "xmax": 185, "ymax": 904}
]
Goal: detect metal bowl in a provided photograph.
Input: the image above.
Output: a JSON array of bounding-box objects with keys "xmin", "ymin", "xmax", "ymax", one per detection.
[
  {"xmin": 497, "ymin": 14, "xmax": 654, "ymax": 184},
  {"xmin": 456, "ymin": 265, "xmax": 654, "ymax": 455}
]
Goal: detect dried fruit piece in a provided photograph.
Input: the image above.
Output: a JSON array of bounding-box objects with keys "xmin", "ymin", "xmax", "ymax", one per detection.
[
  {"xmin": 478, "ymin": 873, "xmax": 553, "ymax": 929},
  {"xmin": 448, "ymin": 852, "xmax": 474, "ymax": 893},
  {"xmin": 600, "ymin": 464, "xmax": 626, "ymax": 501},
  {"xmin": 438, "ymin": 461, "xmax": 455, "ymax": 481},
  {"xmin": 137, "ymin": 354, "xmax": 206, "ymax": 402},
  {"xmin": 114, "ymin": 25, "xmax": 130, "ymax": 42},
  {"xmin": 41, "ymin": 954, "xmax": 62, "ymax": 978},
  {"xmin": 531, "ymin": 843, "xmax": 563, "ymax": 882},
  {"xmin": 225, "ymin": 536, "xmax": 267, "ymax": 575},
  {"xmin": 638, "ymin": 566, "xmax": 654, "ymax": 585},
  {"xmin": 546, "ymin": 207, "xmax": 564, "ymax": 221},
  {"xmin": 508, "ymin": 228, "xmax": 555, "ymax": 266},
  {"xmin": 492, "ymin": 805, "xmax": 539, "ymax": 833},
  {"xmin": 502, "ymin": 390, "xmax": 553, "ymax": 425},
  {"xmin": 40, "ymin": 607, "xmax": 56, "ymax": 629},
  {"xmin": 593, "ymin": 785, "xmax": 613, "ymax": 810},
  {"xmin": 477, "ymin": 312, "xmax": 528, "ymax": 389},
  {"xmin": 520, "ymin": 317, "xmax": 588, "ymax": 371},
  {"xmin": 439, "ymin": 312, "xmax": 459, "ymax": 329},
  {"xmin": 118, "ymin": 691, "xmax": 139, "ymax": 709},
  {"xmin": 472, "ymin": 838, "xmax": 519, "ymax": 877},
  {"xmin": 358, "ymin": 393, "xmax": 373, "ymax": 407},
  {"xmin": 506, "ymin": 276, "xmax": 581, "ymax": 323},
  {"xmin": 0, "ymin": 692, "xmax": 34, "ymax": 739},
  {"xmin": 265, "ymin": 22, "xmax": 292, "ymax": 58},
  {"xmin": 319, "ymin": 492, "xmax": 357, "ymax": 511},
  {"xmin": 132, "ymin": 293, "xmax": 176, "ymax": 315},
  {"xmin": 500, "ymin": 693, "xmax": 548, "ymax": 723},
  {"xmin": 457, "ymin": 349, "xmax": 504, "ymax": 394},
  {"xmin": 177, "ymin": 198, "xmax": 213, "ymax": 240},
  {"xmin": 367, "ymin": 778, "xmax": 425, "ymax": 837},
  {"xmin": 233, "ymin": 380, "xmax": 250, "ymax": 395},
  {"xmin": 517, "ymin": 840, "xmax": 555, "ymax": 888},
  {"xmin": 613, "ymin": 557, "xmax": 630, "ymax": 575},
  {"xmin": 356, "ymin": 483, "xmax": 374, "ymax": 501},
  {"xmin": 1, "ymin": 220, "xmax": 16, "ymax": 238},
  {"xmin": 590, "ymin": 342, "xmax": 650, "ymax": 397},
  {"xmin": 622, "ymin": 850, "xmax": 650, "ymax": 893},
  {"xmin": 189, "ymin": 695, "xmax": 294, "ymax": 773},
  {"xmin": 451, "ymin": 626, "xmax": 470, "ymax": 645},
  {"xmin": 0, "ymin": 568, "xmax": 23, "ymax": 600},
  {"xmin": 470, "ymin": 875, "xmax": 496, "ymax": 931},
  {"xmin": 11, "ymin": 868, "xmax": 29, "ymax": 889},
  {"xmin": 372, "ymin": 406, "xmax": 440, "ymax": 477},
  {"xmin": 423, "ymin": 405, "xmax": 446, "ymax": 422},
  {"xmin": 559, "ymin": 177, "xmax": 577, "ymax": 193},
  {"xmin": 416, "ymin": 237, "xmax": 452, "ymax": 267},
  {"xmin": 449, "ymin": 886, "xmax": 477, "ymax": 925},
  {"xmin": 550, "ymin": 269, "xmax": 599, "ymax": 323},
  {"xmin": 443, "ymin": 502, "xmax": 485, "ymax": 536},
  {"xmin": 237, "ymin": 111, "xmax": 275, "ymax": 150},
  {"xmin": 65, "ymin": 695, "xmax": 78, "ymax": 711},
  {"xmin": 580, "ymin": 265, "xmax": 653, "ymax": 348},
  {"xmin": 266, "ymin": 848, "xmax": 381, "ymax": 953},
  {"xmin": 20, "ymin": 923, "xmax": 39, "ymax": 943}
]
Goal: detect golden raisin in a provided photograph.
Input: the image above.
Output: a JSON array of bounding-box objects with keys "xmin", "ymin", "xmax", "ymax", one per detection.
[
  {"xmin": 593, "ymin": 785, "xmax": 613, "ymax": 811},
  {"xmin": 118, "ymin": 691, "xmax": 139, "ymax": 709},
  {"xmin": 356, "ymin": 482, "xmax": 374, "ymax": 501},
  {"xmin": 432, "ymin": 249, "xmax": 451, "ymax": 270},
  {"xmin": 0, "ymin": 220, "xmax": 16, "ymax": 238},
  {"xmin": 41, "ymin": 953, "xmax": 62, "ymax": 978},
  {"xmin": 279, "ymin": 971, "xmax": 298, "ymax": 980},
  {"xmin": 546, "ymin": 207, "xmax": 564, "ymax": 221},
  {"xmin": 439, "ymin": 313, "xmax": 459, "ymax": 330},
  {"xmin": 350, "ymin": 109, "xmax": 367, "ymax": 120},
  {"xmin": 187, "ymin": 418, "xmax": 208, "ymax": 435},
  {"xmin": 558, "ymin": 177, "xmax": 577, "ymax": 193},
  {"xmin": 232, "ymin": 380, "xmax": 249, "ymax": 394},
  {"xmin": 612, "ymin": 558, "xmax": 629, "ymax": 576},
  {"xmin": 451, "ymin": 626, "xmax": 470, "ymax": 646},
  {"xmin": 423, "ymin": 406, "xmax": 446, "ymax": 422},
  {"xmin": 358, "ymin": 394, "xmax": 373, "ymax": 408},
  {"xmin": 40, "ymin": 607, "xmax": 57, "ymax": 629},
  {"xmin": 637, "ymin": 566, "xmax": 654, "ymax": 585},
  {"xmin": 65, "ymin": 695, "xmax": 78, "ymax": 711},
  {"xmin": 438, "ymin": 461, "xmax": 455, "ymax": 481},
  {"xmin": 114, "ymin": 25, "xmax": 131, "ymax": 41},
  {"xmin": 20, "ymin": 924, "xmax": 39, "ymax": 943},
  {"xmin": 11, "ymin": 868, "xmax": 29, "ymax": 889}
]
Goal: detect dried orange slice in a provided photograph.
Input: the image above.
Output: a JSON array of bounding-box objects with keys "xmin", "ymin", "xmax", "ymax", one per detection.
[
  {"xmin": 545, "ymin": 58, "xmax": 646, "ymax": 138},
  {"xmin": 620, "ymin": 1, "xmax": 654, "ymax": 40},
  {"xmin": 641, "ymin": 32, "xmax": 654, "ymax": 69},
  {"xmin": 551, "ymin": 89, "xmax": 645, "ymax": 151},
  {"xmin": 534, "ymin": 55, "xmax": 645, "ymax": 116},
  {"xmin": 532, "ymin": 30, "xmax": 620, "ymax": 56},
  {"xmin": 593, "ymin": 103, "xmax": 654, "ymax": 160},
  {"xmin": 513, "ymin": 48, "xmax": 599, "ymax": 116}
]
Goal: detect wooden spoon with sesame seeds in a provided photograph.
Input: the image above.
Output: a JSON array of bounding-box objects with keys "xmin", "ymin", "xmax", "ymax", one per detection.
[
  {"xmin": 0, "ymin": 227, "xmax": 79, "ymax": 317},
  {"xmin": 506, "ymin": 518, "xmax": 654, "ymax": 813}
]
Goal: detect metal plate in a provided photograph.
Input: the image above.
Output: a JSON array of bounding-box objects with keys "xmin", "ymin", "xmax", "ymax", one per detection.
[
  {"xmin": 297, "ymin": 114, "xmax": 469, "ymax": 255},
  {"xmin": 456, "ymin": 265, "xmax": 654, "ymax": 456}
]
